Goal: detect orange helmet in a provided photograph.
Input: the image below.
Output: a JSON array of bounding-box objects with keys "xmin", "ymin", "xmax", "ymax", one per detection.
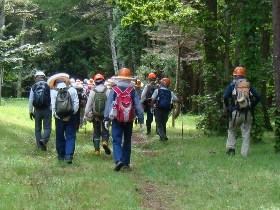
[
  {"xmin": 93, "ymin": 73, "xmax": 105, "ymax": 81},
  {"xmin": 233, "ymin": 67, "xmax": 246, "ymax": 76},
  {"xmin": 118, "ymin": 68, "xmax": 132, "ymax": 77},
  {"xmin": 148, "ymin": 72, "xmax": 156, "ymax": 79},
  {"xmin": 161, "ymin": 77, "xmax": 170, "ymax": 87}
]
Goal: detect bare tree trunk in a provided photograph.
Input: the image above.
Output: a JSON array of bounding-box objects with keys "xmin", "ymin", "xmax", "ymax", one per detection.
[
  {"xmin": 224, "ymin": 4, "xmax": 231, "ymax": 79},
  {"xmin": 106, "ymin": 10, "xmax": 118, "ymax": 75},
  {"xmin": 260, "ymin": 7, "xmax": 273, "ymax": 131},
  {"xmin": 273, "ymin": 0, "xmax": 280, "ymax": 151},
  {"xmin": 16, "ymin": 16, "xmax": 26, "ymax": 98},
  {"xmin": 172, "ymin": 39, "xmax": 181, "ymax": 127},
  {"xmin": 0, "ymin": 0, "xmax": 5, "ymax": 106}
]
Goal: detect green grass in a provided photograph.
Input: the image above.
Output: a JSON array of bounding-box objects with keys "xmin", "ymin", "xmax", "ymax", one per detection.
[{"xmin": 0, "ymin": 98, "xmax": 280, "ymax": 209}]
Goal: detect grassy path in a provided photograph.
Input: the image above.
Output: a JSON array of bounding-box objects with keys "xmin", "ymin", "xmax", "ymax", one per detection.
[{"xmin": 1, "ymin": 99, "xmax": 280, "ymax": 209}]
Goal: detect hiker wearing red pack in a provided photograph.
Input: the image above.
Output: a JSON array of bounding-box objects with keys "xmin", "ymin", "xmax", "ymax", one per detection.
[
  {"xmin": 223, "ymin": 67, "xmax": 261, "ymax": 157},
  {"xmin": 28, "ymin": 71, "xmax": 52, "ymax": 151},
  {"xmin": 104, "ymin": 68, "xmax": 144, "ymax": 172},
  {"xmin": 84, "ymin": 73, "xmax": 111, "ymax": 156}
]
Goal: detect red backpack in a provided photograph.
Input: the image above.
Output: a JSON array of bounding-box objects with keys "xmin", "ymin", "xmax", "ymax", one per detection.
[{"xmin": 112, "ymin": 86, "xmax": 135, "ymax": 122}]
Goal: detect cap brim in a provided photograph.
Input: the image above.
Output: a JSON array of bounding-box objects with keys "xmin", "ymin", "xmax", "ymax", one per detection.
[{"xmin": 47, "ymin": 73, "xmax": 70, "ymax": 88}]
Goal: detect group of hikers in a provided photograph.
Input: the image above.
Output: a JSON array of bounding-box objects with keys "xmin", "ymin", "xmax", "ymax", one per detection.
[
  {"xmin": 28, "ymin": 67, "xmax": 180, "ymax": 171},
  {"xmin": 28, "ymin": 66, "xmax": 261, "ymax": 171}
]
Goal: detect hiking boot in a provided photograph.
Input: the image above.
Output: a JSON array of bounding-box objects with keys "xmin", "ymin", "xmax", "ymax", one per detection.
[
  {"xmin": 65, "ymin": 157, "xmax": 73, "ymax": 164},
  {"xmin": 94, "ymin": 149, "xmax": 101, "ymax": 156},
  {"xmin": 114, "ymin": 161, "xmax": 124, "ymax": 172},
  {"xmin": 39, "ymin": 139, "xmax": 47, "ymax": 151},
  {"xmin": 122, "ymin": 165, "xmax": 132, "ymax": 171},
  {"xmin": 226, "ymin": 148, "xmax": 235, "ymax": 155},
  {"xmin": 102, "ymin": 142, "xmax": 111, "ymax": 155}
]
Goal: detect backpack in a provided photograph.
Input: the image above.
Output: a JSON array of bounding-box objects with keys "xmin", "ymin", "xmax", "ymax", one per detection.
[
  {"xmin": 55, "ymin": 88, "xmax": 74, "ymax": 119},
  {"xmin": 112, "ymin": 86, "xmax": 135, "ymax": 122},
  {"xmin": 234, "ymin": 79, "xmax": 251, "ymax": 110},
  {"xmin": 32, "ymin": 81, "xmax": 50, "ymax": 108},
  {"xmin": 92, "ymin": 87, "xmax": 107, "ymax": 117},
  {"xmin": 156, "ymin": 89, "xmax": 172, "ymax": 111}
]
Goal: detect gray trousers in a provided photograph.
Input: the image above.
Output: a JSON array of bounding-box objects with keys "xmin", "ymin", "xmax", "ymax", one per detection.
[
  {"xmin": 226, "ymin": 110, "xmax": 252, "ymax": 156},
  {"xmin": 34, "ymin": 108, "xmax": 52, "ymax": 148}
]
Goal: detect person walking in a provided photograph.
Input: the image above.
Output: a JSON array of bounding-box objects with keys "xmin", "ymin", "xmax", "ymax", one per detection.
[
  {"xmin": 47, "ymin": 73, "xmax": 79, "ymax": 164},
  {"xmin": 84, "ymin": 73, "xmax": 111, "ymax": 156},
  {"xmin": 151, "ymin": 77, "xmax": 180, "ymax": 141},
  {"xmin": 28, "ymin": 71, "xmax": 52, "ymax": 151},
  {"xmin": 140, "ymin": 72, "xmax": 158, "ymax": 135},
  {"xmin": 223, "ymin": 67, "xmax": 261, "ymax": 157},
  {"xmin": 104, "ymin": 68, "xmax": 144, "ymax": 171}
]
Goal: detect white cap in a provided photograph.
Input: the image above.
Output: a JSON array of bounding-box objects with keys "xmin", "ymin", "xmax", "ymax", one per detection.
[{"xmin": 35, "ymin": 71, "xmax": 46, "ymax": 77}]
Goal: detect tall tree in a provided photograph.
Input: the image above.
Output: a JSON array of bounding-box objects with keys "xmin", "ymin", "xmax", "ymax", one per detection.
[
  {"xmin": 0, "ymin": 0, "xmax": 5, "ymax": 105},
  {"xmin": 273, "ymin": 0, "xmax": 280, "ymax": 151}
]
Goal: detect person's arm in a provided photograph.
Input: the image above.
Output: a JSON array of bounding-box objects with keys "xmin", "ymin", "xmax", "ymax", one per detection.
[
  {"xmin": 133, "ymin": 89, "xmax": 144, "ymax": 124},
  {"xmin": 71, "ymin": 88, "xmax": 79, "ymax": 114},
  {"xmin": 84, "ymin": 90, "xmax": 95, "ymax": 116},
  {"xmin": 250, "ymin": 86, "xmax": 261, "ymax": 108},
  {"xmin": 150, "ymin": 89, "xmax": 158, "ymax": 107},
  {"xmin": 140, "ymin": 85, "xmax": 148, "ymax": 103},
  {"xmin": 223, "ymin": 84, "xmax": 233, "ymax": 108},
  {"xmin": 104, "ymin": 89, "xmax": 115, "ymax": 121},
  {"xmin": 28, "ymin": 87, "xmax": 34, "ymax": 113}
]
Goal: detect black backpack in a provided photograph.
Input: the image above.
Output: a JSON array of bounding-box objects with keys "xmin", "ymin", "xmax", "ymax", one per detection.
[
  {"xmin": 32, "ymin": 81, "xmax": 51, "ymax": 108},
  {"xmin": 156, "ymin": 89, "xmax": 172, "ymax": 111},
  {"xmin": 55, "ymin": 88, "xmax": 74, "ymax": 119}
]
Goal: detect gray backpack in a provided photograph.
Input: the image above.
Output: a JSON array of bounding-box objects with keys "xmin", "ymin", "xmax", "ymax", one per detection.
[{"xmin": 55, "ymin": 88, "xmax": 74, "ymax": 119}]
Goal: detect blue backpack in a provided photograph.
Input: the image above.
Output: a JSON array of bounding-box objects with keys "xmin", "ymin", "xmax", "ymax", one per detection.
[
  {"xmin": 32, "ymin": 81, "xmax": 51, "ymax": 108},
  {"xmin": 156, "ymin": 89, "xmax": 172, "ymax": 111}
]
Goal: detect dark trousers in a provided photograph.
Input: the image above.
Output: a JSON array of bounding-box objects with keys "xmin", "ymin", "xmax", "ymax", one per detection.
[
  {"xmin": 34, "ymin": 108, "xmax": 52, "ymax": 148},
  {"xmin": 154, "ymin": 108, "xmax": 169, "ymax": 141},
  {"xmin": 145, "ymin": 105, "xmax": 154, "ymax": 133}
]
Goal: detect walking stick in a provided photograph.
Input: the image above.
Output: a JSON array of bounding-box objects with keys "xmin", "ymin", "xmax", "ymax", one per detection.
[{"xmin": 181, "ymin": 104, "xmax": 184, "ymax": 139}]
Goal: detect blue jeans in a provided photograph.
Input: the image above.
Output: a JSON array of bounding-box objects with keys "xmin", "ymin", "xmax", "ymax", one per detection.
[
  {"xmin": 55, "ymin": 115, "xmax": 76, "ymax": 160},
  {"xmin": 34, "ymin": 108, "xmax": 52, "ymax": 148},
  {"xmin": 111, "ymin": 119, "xmax": 133, "ymax": 166}
]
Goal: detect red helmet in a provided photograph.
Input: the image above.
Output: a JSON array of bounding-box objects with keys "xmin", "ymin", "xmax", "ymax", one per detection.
[
  {"xmin": 93, "ymin": 73, "xmax": 105, "ymax": 81},
  {"xmin": 233, "ymin": 67, "xmax": 246, "ymax": 76},
  {"xmin": 148, "ymin": 72, "xmax": 156, "ymax": 79},
  {"xmin": 118, "ymin": 68, "xmax": 132, "ymax": 77},
  {"xmin": 161, "ymin": 78, "xmax": 170, "ymax": 87}
]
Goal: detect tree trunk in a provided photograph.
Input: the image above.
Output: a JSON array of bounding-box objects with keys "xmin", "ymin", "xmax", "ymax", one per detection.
[
  {"xmin": 172, "ymin": 39, "xmax": 181, "ymax": 127},
  {"xmin": 16, "ymin": 16, "xmax": 26, "ymax": 98},
  {"xmin": 273, "ymin": 0, "xmax": 280, "ymax": 151},
  {"xmin": 0, "ymin": 0, "xmax": 5, "ymax": 106},
  {"xmin": 260, "ymin": 8, "xmax": 273, "ymax": 131},
  {"xmin": 224, "ymin": 3, "xmax": 231, "ymax": 79},
  {"xmin": 107, "ymin": 10, "xmax": 118, "ymax": 75}
]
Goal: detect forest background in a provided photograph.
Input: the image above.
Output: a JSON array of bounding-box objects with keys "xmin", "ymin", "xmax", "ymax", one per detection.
[{"xmin": 1, "ymin": 0, "xmax": 280, "ymax": 149}]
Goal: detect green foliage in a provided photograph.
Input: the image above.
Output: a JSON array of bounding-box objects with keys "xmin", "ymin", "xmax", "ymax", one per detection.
[{"xmin": 107, "ymin": 0, "xmax": 197, "ymax": 26}]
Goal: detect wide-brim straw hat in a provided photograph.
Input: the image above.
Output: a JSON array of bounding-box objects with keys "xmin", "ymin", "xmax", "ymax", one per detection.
[
  {"xmin": 87, "ymin": 79, "xmax": 95, "ymax": 85},
  {"xmin": 134, "ymin": 80, "xmax": 144, "ymax": 88},
  {"xmin": 104, "ymin": 78, "xmax": 115, "ymax": 88},
  {"xmin": 47, "ymin": 73, "xmax": 70, "ymax": 88}
]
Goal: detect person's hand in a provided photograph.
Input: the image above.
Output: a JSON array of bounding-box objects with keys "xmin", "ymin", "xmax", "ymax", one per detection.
[
  {"xmin": 53, "ymin": 111, "xmax": 60, "ymax": 119},
  {"xmin": 29, "ymin": 113, "xmax": 34, "ymax": 120},
  {"xmin": 104, "ymin": 121, "xmax": 109, "ymax": 130},
  {"xmin": 140, "ymin": 124, "xmax": 144, "ymax": 132}
]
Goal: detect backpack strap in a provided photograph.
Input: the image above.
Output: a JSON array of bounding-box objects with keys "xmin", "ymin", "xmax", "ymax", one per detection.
[
  {"xmin": 93, "ymin": 86, "xmax": 107, "ymax": 94},
  {"xmin": 112, "ymin": 86, "xmax": 133, "ymax": 95}
]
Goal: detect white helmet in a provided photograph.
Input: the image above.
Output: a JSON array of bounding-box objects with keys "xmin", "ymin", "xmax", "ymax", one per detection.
[{"xmin": 35, "ymin": 71, "xmax": 45, "ymax": 77}]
